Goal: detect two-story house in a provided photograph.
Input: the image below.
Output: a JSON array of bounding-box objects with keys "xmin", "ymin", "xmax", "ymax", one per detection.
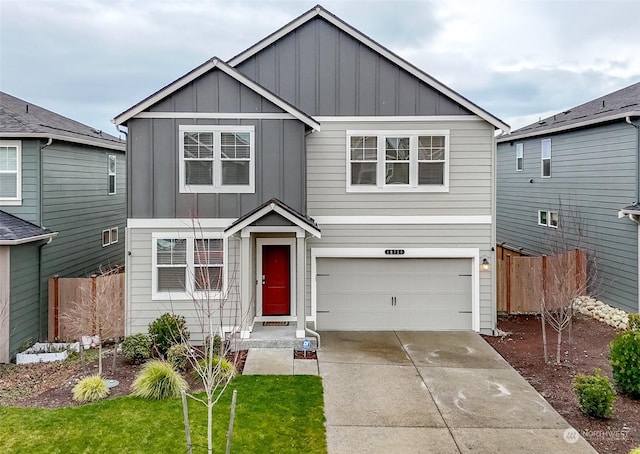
[
  {"xmin": 0, "ymin": 92, "xmax": 126, "ymax": 362},
  {"xmin": 496, "ymin": 82, "xmax": 640, "ymax": 314},
  {"xmin": 114, "ymin": 5, "xmax": 509, "ymax": 342}
]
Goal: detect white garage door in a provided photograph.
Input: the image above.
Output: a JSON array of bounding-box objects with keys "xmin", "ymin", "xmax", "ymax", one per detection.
[{"xmin": 316, "ymin": 258, "xmax": 472, "ymax": 330}]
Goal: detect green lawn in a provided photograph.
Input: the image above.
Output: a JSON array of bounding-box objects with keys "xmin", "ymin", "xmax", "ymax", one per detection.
[{"xmin": 0, "ymin": 375, "xmax": 326, "ymax": 454}]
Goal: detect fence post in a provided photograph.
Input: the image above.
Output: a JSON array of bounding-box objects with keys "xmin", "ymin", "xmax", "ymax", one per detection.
[
  {"xmin": 575, "ymin": 248, "xmax": 582, "ymax": 293},
  {"xmin": 53, "ymin": 275, "xmax": 60, "ymax": 339},
  {"xmin": 91, "ymin": 274, "xmax": 97, "ymax": 334},
  {"xmin": 505, "ymin": 254, "xmax": 512, "ymax": 313},
  {"xmin": 541, "ymin": 255, "xmax": 548, "ymax": 306}
]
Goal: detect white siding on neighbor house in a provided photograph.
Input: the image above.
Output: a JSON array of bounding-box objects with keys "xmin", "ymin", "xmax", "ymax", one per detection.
[
  {"xmin": 126, "ymin": 226, "xmax": 241, "ymax": 342},
  {"xmin": 306, "ymin": 223, "xmax": 494, "ymax": 333},
  {"xmin": 306, "ymin": 119, "xmax": 495, "ymax": 216}
]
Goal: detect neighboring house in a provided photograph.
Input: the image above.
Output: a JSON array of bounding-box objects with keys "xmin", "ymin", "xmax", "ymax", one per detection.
[
  {"xmin": 113, "ymin": 5, "xmax": 509, "ymax": 342},
  {"xmin": 496, "ymin": 82, "xmax": 640, "ymax": 314},
  {"xmin": 0, "ymin": 92, "xmax": 126, "ymax": 362}
]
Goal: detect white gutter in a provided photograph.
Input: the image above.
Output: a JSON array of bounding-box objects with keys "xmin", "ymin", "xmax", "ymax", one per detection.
[
  {"xmin": 0, "ymin": 132, "xmax": 125, "ymax": 151},
  {"xmin": 0, "ymin": 231, "xmax": 58, "ymax": 246}
]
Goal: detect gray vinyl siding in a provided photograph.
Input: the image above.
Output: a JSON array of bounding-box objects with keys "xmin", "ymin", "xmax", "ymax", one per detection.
[
  {"xmin": 9, "ymin": 243, "xmax": 41, "ymax": 358},
  {"xmin": 307, "ymin": 119, "xmax": 494, "ymax": 216},
  {"xmin": 0, "ymin": 139, "xmax": 40, "ymax": 224},
  {"xmin": 235, "ymin": 17, "xmax": 473, "ymax": 117},
  {"xmin": 127, "ymin": 228, "xmax": 241, "ymax": 341},
  {"xmin": 307, "ymin": 224, "xmax": 494, "ymax": 333},
  {"xmin": 40, "ymin": 143, "xmax": 126, "ymax": 281},
  {"xmin": 127, "ymin": 118, "xmax": 306, "ymax": 219},
  {"xmin": 497, "ymin": 121, "xmax": 638, "ymax": 312}
]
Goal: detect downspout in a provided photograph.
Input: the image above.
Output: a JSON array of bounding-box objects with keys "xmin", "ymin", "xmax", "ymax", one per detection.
[
  {"xmin": 302, "ymin": 235, "xmax": 321, "ymax": 348},
  {"xmin": 626, "ymin": 117, "xmax": 640, "ymax": 313},
  {"xmin": 38, "ymin": 138, "xmax": 52, "ymax": 341}
]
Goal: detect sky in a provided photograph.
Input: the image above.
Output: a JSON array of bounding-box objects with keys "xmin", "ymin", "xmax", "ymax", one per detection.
[{"xmin": 1, "ymin": 0, "xmax": 640, "ymax": 137}]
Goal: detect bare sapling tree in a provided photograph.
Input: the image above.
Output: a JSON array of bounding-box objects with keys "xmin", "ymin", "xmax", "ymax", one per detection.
[
  {"xmin": 60, "ymin": 267, "xmax": 124, "ymax": 375},
  {"xmin": 165, "ymin": 216, "xmax": 249, "ymax": 454},
  {"xmin": 538, "ymin": 198, "xmax": 599, "ymax": 364}
]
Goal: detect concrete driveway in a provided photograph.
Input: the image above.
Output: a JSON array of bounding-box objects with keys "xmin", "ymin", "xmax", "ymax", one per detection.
[{"xmin": 318, "ymin": 331, "xmax": 596, "ymax": 454}]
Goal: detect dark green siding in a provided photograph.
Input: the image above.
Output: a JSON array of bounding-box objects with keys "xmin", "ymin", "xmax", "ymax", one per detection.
[
  {"xmin": 0, "ymin": 139, "xmax": 40, "ymax": 223},
  {"xmin": 9, "ymin": 243, "xmax": 41, "ymax": 358}
]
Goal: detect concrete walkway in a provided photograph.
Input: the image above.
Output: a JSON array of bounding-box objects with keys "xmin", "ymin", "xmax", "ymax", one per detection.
[
  {"xmin": 242, "ymin": 348, "xmax": 319, "ymax": 375},
  {"xmin": 318, "ymin": 331, "xmax": 597, "ymax": 454}
]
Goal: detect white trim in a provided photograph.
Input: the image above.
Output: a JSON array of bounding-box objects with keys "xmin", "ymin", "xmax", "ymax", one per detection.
[
  {"xmin": 179, "ymin": 125, "xmax": 255, "ymax": 194},
  {"xmin": 227, "ymin": 6, "xmax": 509, "ymax": 132},
  {"xmin": 0, "ymin": 133, "xmax": 124, "ymax": 151},
  {"xmin": 256, "ymin": 238, "xmax": 297, "ymax": 318},
  {"xmin": 310, "ymin": 247, "xmax": 481, "ymax": 332},
  {"xmin": 515, "ymin": 143, "xmax": 524, "ymax": 171},
  {"xmin": 110, "ymin": 227, "xmax": 119, "ymax": 244},
  {"xmin": 0, "ymin": 140, "xmax": 22, "ymax": 205},
  {"xmin": 314, "ymin": 115, "xmax": 483, "ymax": 123},
  {"xmin": 497, "ymin": 111, "xmax": 640, "ymax": 143},
  {"xmin": 346, "ymin": 130, "xmax": 450, "ymax": 192},
  {"xmin": 313, "ymin": 215, "xmax": 491, "ymax": 225},
  {"xmin": 0, "ymin": 246, "xmax": 10, "ymax": 363},
  {"xmin": 128, "ymin": 218, "xmax": 234, "ymax": 229},
  {"xmin": 151, "ymin": 232, "xmax": 227, "ymax": 301},
  {"xmin": 108, "ymin": 154, "xmax": 117, "ymax": 195},
  {"xmin": 0, "ymin": 232, "xmax": 57, "ymax": 246},
  {"xmin": 239, "ymin": 226, "xmax": 307, "ymax": 237},
  {"xmin": 102, "ymin": 229, "xmax": 111, "ymax": 247},
  {"xmin": 113, "ymin": 58, "xmax": 321, "ymax": 130},
  {"xmin": 538, "ymin": 210, "xmax": 548, "ymax": 226},
  {"xmin": 224, "ymin": 202, "xmax": 321, "ymax": 238},
  {"xmin": 135, "ymin": 112, "xmax": 297, "ymax": 120},
  {"xmin": 541, "ymin": 138, "xmax": 551, "ymax": 178},
  {"xmin": 549, "ymin": 211, "xmax": 559, "ymax": 229}
]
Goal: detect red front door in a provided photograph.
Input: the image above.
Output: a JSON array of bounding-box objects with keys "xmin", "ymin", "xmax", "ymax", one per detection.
[{"xmin": 262, "ymin": 245, "xmax": 291, "ymax": 315}]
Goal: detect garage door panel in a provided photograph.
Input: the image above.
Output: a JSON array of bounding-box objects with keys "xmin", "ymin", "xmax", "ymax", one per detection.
[{"xmin": 317, "ymin": 257, "xmax": 472, "ymax": 331}]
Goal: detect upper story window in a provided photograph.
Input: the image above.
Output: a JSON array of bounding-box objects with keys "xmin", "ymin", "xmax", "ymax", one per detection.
[
  {"xmin": 541, "ymin": 139, "xmax": 551, "ymax": 177},
  {"xmin": 538, "ymin": 210, "xmax": 558, "ymax": 228},
  {"xmin": 108, "ymin": 155, "xmax": 117, "ymax": 195},
  {"xmin": 516, "ymin": 143, "xmax": 524, "ymax": 171},
  {"xmin": 152, "ymin": 233, "xmax": 225, "ymax": 300},
  {"xmin": 0, "ymin": 140, "xmax": 21, "ymax": 205},
  {"xmin": 179, "ymin": 125, "xmax": 255, "ymax": 194},
  {"xmin": 347, "ymin": 130, "xmax": 449, "ymax": 192}
]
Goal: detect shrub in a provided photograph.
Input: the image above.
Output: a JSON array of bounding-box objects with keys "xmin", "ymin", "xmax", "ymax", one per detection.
[
  {"xmin": 629, "ymin": 447, "xmax": 640, "ymax": 454},
  {"xmin": 572, "ymin": 368, "xmax": 616, "ymax": 418},
  {"xmin": 609, "ymin": 329, "xmax": 640, "ymax": 398},
  {"xmin": 148, "ymin": 313, "xmax": 190, "ymax": 357},
  {"xmin": 628, "ymin": 313, "xmax": 640, "ymax": 331},
  {"xmin": 72, "ymin": 375, "xmax": 110, "ymax": 403},
  {"xmin": 167, "ymin": 344, "xmax": 190, "ymax": 372},
  {"xmin": 131, "ymin": 360, "xmax": 188, "ymax": 399},
  {"xmin": 205, "ymin": 334, "xmax": 223, "ymax": 357},
  {"xmin": 121, "ymin": 334, "xmax": 152, "ymax": 364},
  {"xmin": 191, "ymin": 356, "xmax": 236, "ymax": 386}
]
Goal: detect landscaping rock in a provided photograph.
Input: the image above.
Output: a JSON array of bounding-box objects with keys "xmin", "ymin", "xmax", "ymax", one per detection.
[{"xmin": 573, "ymin": 296, "xmax": 630, "ymax": 330}]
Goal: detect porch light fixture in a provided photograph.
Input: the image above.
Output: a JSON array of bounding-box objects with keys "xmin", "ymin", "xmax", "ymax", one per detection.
[{"xmin": 480, "ymin": 258, "xmax": 490, "ymax": 272}]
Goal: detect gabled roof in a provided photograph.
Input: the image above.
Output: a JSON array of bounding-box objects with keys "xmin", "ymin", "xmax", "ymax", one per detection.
[
  {"xmin": 224, "ymin": 198, "xmax": 321, "ymax": 238},
  {"xmin": 227, "ymin": 5, "xmax": 510, "ymax": 132},
  {"xmin": 113, "ymin": 58, "xmax": 320, "ymax": 130},
  {"xmin": 0, "ymin": 92, "xmax": 124, "ymax": 151},
  {"xmin": 0, "ymin": 211, "xmax": 57, "ymax": 245},
  {"xmin": 498, "ymin": 81, "xmax": 640, "ymax": 143}
]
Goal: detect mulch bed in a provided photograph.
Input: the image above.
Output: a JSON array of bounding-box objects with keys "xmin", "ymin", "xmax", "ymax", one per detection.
[
  {"xmin": 293, "ymin": 349, "xmax": 317, "ymax": 360},
  {"xmin": 482, "ymin": 314, "xmax": 639, "ymax": 454}
]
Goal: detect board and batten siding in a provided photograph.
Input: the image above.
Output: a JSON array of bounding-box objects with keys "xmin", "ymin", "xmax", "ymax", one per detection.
[
  {"xmin": 306, "ymin": 119, "xmax": 495, "ymax": 216},
  {"xmin": 9, "ymin": 243, "xmax": 41, "ymax": 358},
  {"xmin": 497, "ymin": 121, "xmax": 638, "ymax": 312},
  {"xmin": 127, "ymin": 228, "xmax": 241, "ymax": 341},
  {"xmin": 127, "ymin": 118, "xmax": 306, "ymax": 220},
  {"xmin": 235, "ymin": 17, "xmax": 473, "ymax": 117},
  {"xmin": 0, "ymin": 139, "xmax": 40, "ymax": 224},
  {"xmin": 307, "ymin": 224, "xmax": 494, "ymax": 333}
]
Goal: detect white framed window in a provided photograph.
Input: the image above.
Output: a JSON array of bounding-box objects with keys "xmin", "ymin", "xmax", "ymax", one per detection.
[
  {"xmin": 541, "ymin": 139, "xmax": 551, "ymax": 177},
  {"xmin": 108, "ymin": 155, "xmax": 116, "ymax": 194},
  {"xmin": 549, "ymin": 211, "xmax": 558, "ymax": 228},
  {"xmin": 538, "ymin": 210, "xmax": 548, "ymax": 226},
  {"xmin": 179, "ymin": 125, "xmax": 255, "ymax": 193},
  {"xmin": 152, "ymin": 233, "xmax": 226, "ymax": 299},
  {"xmin": 0, "ymin": 140, "xmax": 22, "ymax": 205},
  {"xmin": 346, "ymin": 130, "xmax": 449, "ymax": 192},
  {"xmin": 516, "ymin": 143, "xmax": 524, "ymax": 171},
  {"xmin": 102, "ymin": 227, "xmax": 119, "ymax": 247}
]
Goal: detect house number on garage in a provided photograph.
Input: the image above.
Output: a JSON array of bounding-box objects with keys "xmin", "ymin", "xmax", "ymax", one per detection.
[{"xmin": 385, "ymin": 249, "xmax": 405, "ymax": 255}]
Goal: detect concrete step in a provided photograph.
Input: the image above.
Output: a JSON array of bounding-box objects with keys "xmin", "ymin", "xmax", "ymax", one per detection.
[{"xmin": 229, "ymin": 323, "xmax": 318, "ymax": 351}]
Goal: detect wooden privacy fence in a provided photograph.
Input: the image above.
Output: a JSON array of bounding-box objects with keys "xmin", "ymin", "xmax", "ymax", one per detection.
[
  {"xmin": 48, "ymin": 272, "xmax": 125, "ymax": 341},
  {"xmin": 496, "ymin": 245, "xmax": 587, "ymax": 313}
]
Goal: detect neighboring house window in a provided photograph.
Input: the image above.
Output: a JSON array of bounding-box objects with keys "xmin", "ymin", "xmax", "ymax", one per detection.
[
  {"xmin": 0, "ymin": 140, "xmax": 21, "ymax": 205},
  {"xmin": 541, "ymin": 139, "xmax": 551, "ymax": 177},
  {"xmin": 516, "ymin": 143, "xmax": 524, "ymax": 171},
  {"xmin": 108, "ymin": 155, "xmax": 117, "ymax": 194},
  {"xmin": 153, "ymin": 235, "xmax": 225, "ymax": 298},
  {"xmin": 538, "ymin": 210, "xmax": 548, "ymax": 226},
  {"xmin": 549, "ymin": 211, "xmax": 559, "ymax": 228},
  {"xmin": 179, "ymin": 125, "xmax": 255, "ymax": 193},
  {"xmin": 346, "ymin": 130, "xmax": 449, "ymax": 192},
  {"xmin": 102, "ymin": 227, "xmax": 119, "ymax": 247}
]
